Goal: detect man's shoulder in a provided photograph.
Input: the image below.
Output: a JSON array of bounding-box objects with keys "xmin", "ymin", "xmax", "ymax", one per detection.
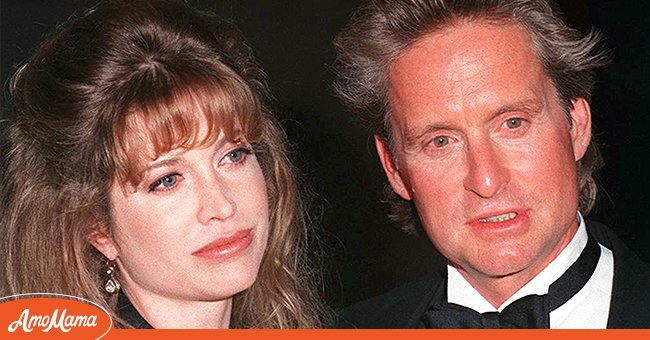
[
  {"xmin": 587, "ymin": 220, "xmax": 650, "ymax": 270},
  {"xmin": 587, "ymin": 220, "xmax": 650, "ymax": 328},
  {"xmin": 335, "ymin": 274, "xmax": 443, "ymax": 329}
]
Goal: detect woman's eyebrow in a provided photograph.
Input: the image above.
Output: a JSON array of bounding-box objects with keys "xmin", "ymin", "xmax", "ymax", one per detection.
[{"xmin": 145, "ymin": 158, "xmax": 181, "ymax": 172}]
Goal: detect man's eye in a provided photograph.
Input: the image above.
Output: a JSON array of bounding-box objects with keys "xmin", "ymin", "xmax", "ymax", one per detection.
[
  {"xmin": 431, "ymin": 136, "xmax": 450, "ymax": 148},
  {"xmin": 148, "ymin": 174, "xmax": 179, "ymax": 192},
  {"xmin": 506, "ymin": 118, "xmax": 523, "ymax": 129}
]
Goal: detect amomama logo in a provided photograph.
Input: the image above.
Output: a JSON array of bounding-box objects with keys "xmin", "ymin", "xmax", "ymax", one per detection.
[{"xmin": 0, "ymin": 293, "xmax": 113, "ymax": 339}]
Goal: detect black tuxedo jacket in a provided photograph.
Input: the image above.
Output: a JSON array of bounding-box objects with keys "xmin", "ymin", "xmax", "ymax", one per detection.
[{"xmin": 335, "ymin": 221, "xmax": 650, "ymax": 328}]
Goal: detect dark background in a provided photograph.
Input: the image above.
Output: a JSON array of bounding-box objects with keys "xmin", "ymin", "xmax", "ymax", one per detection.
[{"xmin": 2, "ymin": 1, "xmax": 648, "ymax": 309}]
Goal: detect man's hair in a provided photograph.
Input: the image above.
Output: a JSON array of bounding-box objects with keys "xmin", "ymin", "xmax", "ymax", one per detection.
[
  {"xmin": 334, "ymin": 0, "xmax": 609, "ymax": 234},
  {"xmin": 1, "ymin": 0, "xmax": 328, "ymax": 328}
]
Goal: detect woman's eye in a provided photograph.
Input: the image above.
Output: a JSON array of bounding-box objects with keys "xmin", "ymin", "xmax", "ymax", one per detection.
[
  {"xmin": 148, "ymin": 173, "xmax": 179, "ymax": 192},
  {"xmin": 506, "ymin": 118, "xmax": 523, "ymax": 129},
  {"xmin": 223, "ymin": 147, "xmax": 252, "ymax": 164},
  {"xmin": 431, "ymin": 136, "xmax": 450, "ymax": 148}
]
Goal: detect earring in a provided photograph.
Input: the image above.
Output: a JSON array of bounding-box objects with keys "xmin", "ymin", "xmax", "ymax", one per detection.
[{"xmin": 104, "ymin": 260, "xmax": 120, "ymax": 295}]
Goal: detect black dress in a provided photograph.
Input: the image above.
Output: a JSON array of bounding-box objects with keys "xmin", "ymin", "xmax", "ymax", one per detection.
[
  {"xmin": 116, "ymin": 290, "xmax": 237, "ymax": 328},
  {"xmin": 116, "ymin": 290, "xmax": 153, "ymax": 329}
]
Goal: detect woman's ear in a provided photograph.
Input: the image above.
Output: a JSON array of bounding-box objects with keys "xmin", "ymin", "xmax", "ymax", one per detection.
[{"xmin": 88, "ymin": 231, "xmax": 118, "ymax": 260}]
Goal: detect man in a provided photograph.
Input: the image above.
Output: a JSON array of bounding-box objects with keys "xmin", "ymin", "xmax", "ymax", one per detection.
[{"xmin": 333, "ymin": 0, "xmax": 650, "ymax": 328}]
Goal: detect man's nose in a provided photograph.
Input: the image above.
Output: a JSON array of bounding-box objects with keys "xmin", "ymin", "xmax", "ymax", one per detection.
[
  {"xmin": 197, "ymin": 175, "xmax": 236, "ymax": 225},
  {"xmin": 463, "ymin": 139, "xmax": 510, "ymax": 198}
]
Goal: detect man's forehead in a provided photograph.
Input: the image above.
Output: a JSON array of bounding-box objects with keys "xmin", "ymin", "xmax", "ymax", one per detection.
[
  {"xmin": 388, "ymin": 23, "xmax": 537, "ymax": 93},
  {"xmin": 386, "ymin": 22, "xmax": 548, "ymax": 127},
  {"xmin": 383, "ymin": 23, "xmax": 565, "ymax": 154}
]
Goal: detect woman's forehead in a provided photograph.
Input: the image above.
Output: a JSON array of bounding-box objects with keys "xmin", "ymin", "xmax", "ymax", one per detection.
[{"xmin": 125, "ymin": 114, "xmax": 245, "ymax": 156}]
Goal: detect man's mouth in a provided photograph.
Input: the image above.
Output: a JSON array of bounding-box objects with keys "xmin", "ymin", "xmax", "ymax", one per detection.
[{"xmin": 478, "ymin": 212, "xmax": 517, "ymax": 223}]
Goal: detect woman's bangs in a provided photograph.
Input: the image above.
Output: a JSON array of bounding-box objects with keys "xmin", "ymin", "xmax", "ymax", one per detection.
[{"xmin": 114, "ymin": 75, "xmax": 261, "ymax": 186}]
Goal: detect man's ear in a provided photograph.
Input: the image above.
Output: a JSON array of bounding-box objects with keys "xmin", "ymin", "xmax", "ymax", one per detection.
[
  {"xmin": 569, "ymin": 97, "xmax": 592, "ymax": 161},
  {"xmin": 88, "ymin": 230, "xmax": 118, "ymax": 260},
  {"xmin": 375, "ymin": 134, "xmax": 413, "ymax": 201}
]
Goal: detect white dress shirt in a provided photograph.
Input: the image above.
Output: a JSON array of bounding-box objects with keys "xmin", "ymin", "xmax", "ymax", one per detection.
[{"xmin": 447, "ymin": 213, "xmax": 614, "ymax": 328}]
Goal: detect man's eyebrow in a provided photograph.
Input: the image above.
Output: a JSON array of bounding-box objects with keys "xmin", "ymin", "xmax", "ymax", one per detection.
[
  {"xmin": 403, "ymin": 121, "xmax": 456, "ymax": 149},
  {"xmin": 488, "ymin": 99, "xmax": 544, "ymax": 120}
]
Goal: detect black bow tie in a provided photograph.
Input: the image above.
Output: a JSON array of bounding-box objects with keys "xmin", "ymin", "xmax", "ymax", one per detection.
[{"xmin": 422, "ymin": 233, "xmax": 601, "ymax": 328}]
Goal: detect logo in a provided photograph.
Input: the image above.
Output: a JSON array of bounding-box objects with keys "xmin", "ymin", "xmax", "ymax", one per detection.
[{"xmin": 0, "ymin": 293, "xmax": 113, "ymax": 339}]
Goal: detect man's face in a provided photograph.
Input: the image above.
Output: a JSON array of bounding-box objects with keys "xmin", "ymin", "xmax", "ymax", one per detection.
[{"xmin": 377, "ymin": 22, "xmax": 592, "ymax": 291}]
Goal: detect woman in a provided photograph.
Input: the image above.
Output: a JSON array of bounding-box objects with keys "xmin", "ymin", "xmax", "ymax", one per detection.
[{"xmin": 0, "ymin": 0, "xmax": 328, "ymax": 328}]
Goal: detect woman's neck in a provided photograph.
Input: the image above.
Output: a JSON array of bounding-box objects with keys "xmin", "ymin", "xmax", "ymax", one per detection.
[{"xmin": 123, "ymin": 288, "xmax": 233, "ymax": 329}]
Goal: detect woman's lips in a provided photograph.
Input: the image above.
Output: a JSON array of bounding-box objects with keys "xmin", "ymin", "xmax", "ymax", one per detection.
[{"xmin": 192, "ymin": 228, "xmax": 253, "ymax": 259}]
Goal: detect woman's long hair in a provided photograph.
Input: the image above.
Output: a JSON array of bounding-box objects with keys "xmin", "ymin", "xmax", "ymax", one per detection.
[{"xmin": 1, "ymin": 0, "xmax": 328, "ymax": 328}]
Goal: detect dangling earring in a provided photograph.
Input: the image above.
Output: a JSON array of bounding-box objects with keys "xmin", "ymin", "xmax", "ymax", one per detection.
[{"xmin": 104, "ymin": 259, "xmax": 120, "ymax": 295}]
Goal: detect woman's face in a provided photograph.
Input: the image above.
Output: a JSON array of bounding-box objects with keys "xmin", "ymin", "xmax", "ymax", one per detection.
[{"xmin": 95, "ymin": 120, "xmax": 269, "ymax": 304}]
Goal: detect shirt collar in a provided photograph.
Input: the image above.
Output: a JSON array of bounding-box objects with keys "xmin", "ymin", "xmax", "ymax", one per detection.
[{"xmin": 447, "ymin": 212, "xmax": 588, "ymax": 313}]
